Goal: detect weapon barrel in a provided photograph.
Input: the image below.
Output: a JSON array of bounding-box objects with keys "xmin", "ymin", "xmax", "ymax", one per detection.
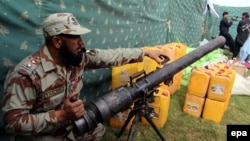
[{"xmin": 134, "ymin": 36, "xmax": 226, "ymax": 98}]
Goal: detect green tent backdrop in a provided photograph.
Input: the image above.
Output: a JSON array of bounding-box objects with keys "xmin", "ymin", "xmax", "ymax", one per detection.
[
  {"xmin": 0, "ymin": 0, "xmax": 208, "ymax": 103},
  {"xmin": 0, "ymin": 0, "xmax": 249, "ymax": 139}
]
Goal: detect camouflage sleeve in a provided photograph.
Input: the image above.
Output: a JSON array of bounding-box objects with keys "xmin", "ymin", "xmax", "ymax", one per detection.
[
  {"xmin": 84, "ymin": 48, "xmax": 144, "ymax": 69},
  {"xmin": 2, "ymin": 70, "xmax": 61, "ymax": 135}
]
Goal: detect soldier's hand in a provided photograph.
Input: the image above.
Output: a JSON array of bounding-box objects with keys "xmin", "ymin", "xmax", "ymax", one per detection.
[
  {"xmin": 143, "ymin": 47, "xmax": 169, "ymax": 64},
  {"xmin": 56, "ymin": 93, "xmax": 85, "ymax": 121}
]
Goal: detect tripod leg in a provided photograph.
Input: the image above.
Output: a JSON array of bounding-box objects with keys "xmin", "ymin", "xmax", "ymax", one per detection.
[
  {"xmin": 127, "ymin": 112, "xmax": 140, "ymax": 141},
  {"xmin": 116, "ymin": 110, "xmax": 136, "ymax": 138},
  {"xmin": 144, "ymin": 115, "xmax": 166, "ymax": 141}
]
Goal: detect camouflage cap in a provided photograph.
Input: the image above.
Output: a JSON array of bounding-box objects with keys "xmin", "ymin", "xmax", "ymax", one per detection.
[{"xmin": 43, "ymin": 13, "xmax": 91, "ymax": 37}]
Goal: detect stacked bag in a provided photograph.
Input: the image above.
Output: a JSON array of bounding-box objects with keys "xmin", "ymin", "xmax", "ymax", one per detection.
[
  {"xmin": 183, "ymin": 62, "xmax": 236, "ymax": 123},
  {"xmin": 110, "ymin": 42, "xmax": 187, "ymax": 130}
]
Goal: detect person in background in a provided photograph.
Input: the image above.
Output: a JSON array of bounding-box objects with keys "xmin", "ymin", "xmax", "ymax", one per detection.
[
  {"xmin": 233, "ymin": 12, "xmax": 250, "ymax": 59},
  {"xmin": 1, "ymin": 13, "xmax": 169, "ymax": 141},
  {"xmin": 219, "ymin": 12, "xmax": 236, "ymax": 53},
  {"xmin": 239, "ymin": 24, "xmax": 250, "ymax": 67}
]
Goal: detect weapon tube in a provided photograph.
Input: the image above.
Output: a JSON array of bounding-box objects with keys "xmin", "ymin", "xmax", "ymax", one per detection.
[{"xmin": 67, "ymin": 36, "xmax": 226, "ymax": 134}]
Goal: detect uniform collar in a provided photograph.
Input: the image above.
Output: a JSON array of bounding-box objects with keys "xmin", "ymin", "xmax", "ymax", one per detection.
[{"xmin": 39, "ymin": 45, "xmax": 57, "ymax": 72}]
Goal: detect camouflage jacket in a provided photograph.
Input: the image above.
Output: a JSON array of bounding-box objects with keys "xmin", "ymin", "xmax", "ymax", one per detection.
[{"xmin": 2, "ymin": 45, "xmax": 143, "ymax": 136}]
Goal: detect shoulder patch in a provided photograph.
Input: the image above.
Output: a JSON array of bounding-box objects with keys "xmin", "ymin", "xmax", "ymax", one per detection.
[{"xmin": 18, "ymin": 57, "xmax": 40, "ymax": 76}]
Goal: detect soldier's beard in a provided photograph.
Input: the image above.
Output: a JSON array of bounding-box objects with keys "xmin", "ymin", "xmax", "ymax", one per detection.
[{"xmin": 60, "ymin": 41, "xmax": 83, "ymax": 66}]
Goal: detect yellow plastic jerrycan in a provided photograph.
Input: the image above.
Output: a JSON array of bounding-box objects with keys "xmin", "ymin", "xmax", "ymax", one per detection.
[
  {"xmin": 161, "ymin": 42, "xmax": 187, "ymax": 92},
  {"xmin": 141, "ymin": 84, "xmax": 170, "ymax": 128},
  {"xmin": 223, "ymin": 67, "xmax": 236, "ymax": 111},
  {"xmin": 174, "ymin": 42, "xmax": 187, "ymax": 59},
  {"xmin": 207, "ymin": 72, "xmax": 233, "ymax": 102},
  {"xmin": 183, "ymin": 93, "xmax": 205, "ymax": 118},
  {"xmin": 202, "ymin": 98, "xmax": 225, "ymax": 123},
  {"xmin": 112, "ymin": 62, "xmax": 143, "ymax": 89},
  {"xmin": 187, "ymin": 68, "xmax": 211, "ymax": 97}
]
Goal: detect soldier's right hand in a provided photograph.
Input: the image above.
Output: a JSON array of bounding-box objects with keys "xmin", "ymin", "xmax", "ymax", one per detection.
[{"xmin": 56, "ymin": 93, "xmax": 85, "ymax": 121}]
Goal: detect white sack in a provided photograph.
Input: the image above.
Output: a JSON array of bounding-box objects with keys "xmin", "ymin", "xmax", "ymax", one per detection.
[{"xmin": 231, "ymin": 73, "xmax": 250, "ymax": 95}]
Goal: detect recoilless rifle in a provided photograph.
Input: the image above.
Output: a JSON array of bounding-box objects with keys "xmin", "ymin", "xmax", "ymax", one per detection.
[{"xmin": 67, "ymin": 36, "xmax": 226, "ymax": 140}]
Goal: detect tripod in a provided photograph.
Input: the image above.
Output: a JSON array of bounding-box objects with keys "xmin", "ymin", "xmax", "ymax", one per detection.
[{"xmin": 116, "ymin": 89, "xmax": 166, "ymax": 141}]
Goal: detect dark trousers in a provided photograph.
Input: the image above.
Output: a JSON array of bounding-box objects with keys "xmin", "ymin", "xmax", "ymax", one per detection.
[
  {"xmin": 233, "ymin": 41, "xmax": 249, "ymax": 61},
  {"xmin": 220, "ymin": 33, "xmax": 235, "ymax": 52},
  {"xmin": 233, "ymin": 38, "xmax": 249, "ymax": 61},
  {"xmin": 232, "ymin": 39, "xmax": 242, "ymax": 58}
]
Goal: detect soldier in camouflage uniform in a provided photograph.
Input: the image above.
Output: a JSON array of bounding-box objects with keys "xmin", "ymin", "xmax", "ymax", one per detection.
[{"xmin": 2, "ymin": 13, "xmax": 168, "ymax": 141}]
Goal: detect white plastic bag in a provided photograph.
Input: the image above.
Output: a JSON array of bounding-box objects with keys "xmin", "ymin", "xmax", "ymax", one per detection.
[{"xmin": 231, "ymin": 73, "xmax": 250, "ymax": 95}]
